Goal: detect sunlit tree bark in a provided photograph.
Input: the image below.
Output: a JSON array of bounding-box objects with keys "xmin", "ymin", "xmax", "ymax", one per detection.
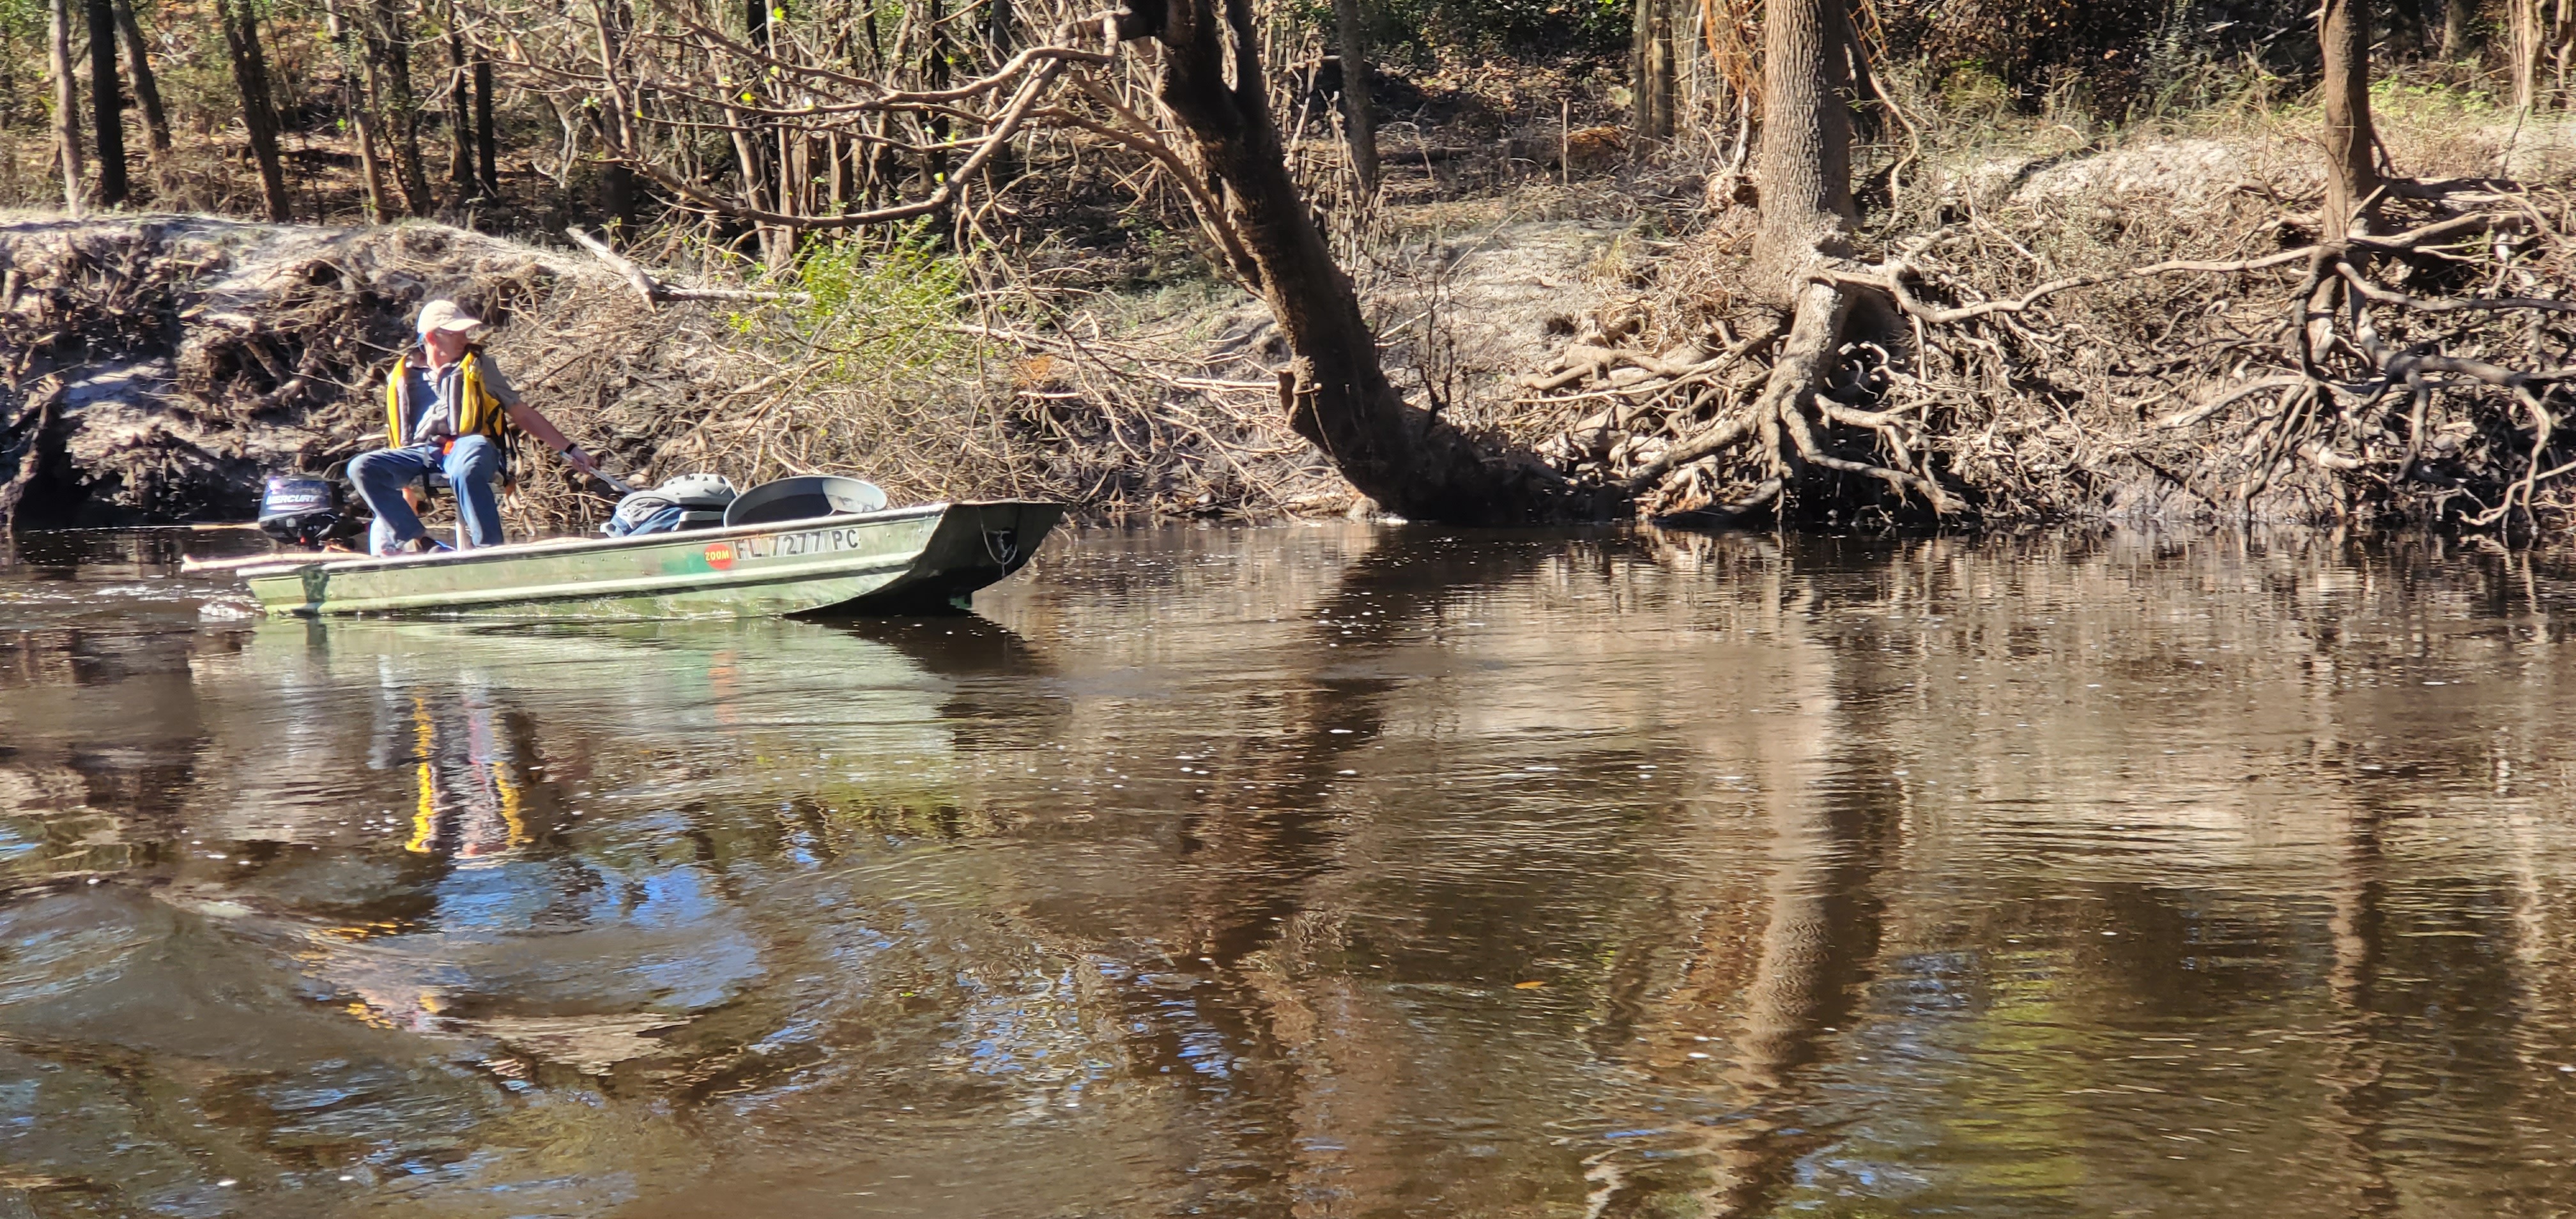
[
  {"xmin": 1330, "ymin": 0, "xmax": 1378, "ymax": 190},
  {"xmin": 323, "ymin": 0, "xmax": 394, "ymax": 221},
  {"xmin": 110, "ymin": 0, "xmax": 171, "ymax": 159},
  {"xmin": 1132, "ymin": 0, "xmax": 1568, "ymax": 521},
  {"xmin": 2321, "ymin": 0, "xmax": 2382, "ymax": 237},
  {"xmin": 216, "ymin": 0, "xmax": 291, "ymax": 219},
  {"xmin": 1750, "ymin": 0, "xmax": 1854, "ymax": 302},
  {"xmin": 1630, "ymin": 0, "xmax": 1676, "ymax": 144},
  {"xmin": 47, "ymin": 0, "xmax": 83, "ymax": 215}
]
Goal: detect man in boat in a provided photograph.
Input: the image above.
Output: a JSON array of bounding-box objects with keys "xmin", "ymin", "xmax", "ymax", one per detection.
[{"xmin": 351, "ymin": 300, "xmax": 602, "ymax": 556}]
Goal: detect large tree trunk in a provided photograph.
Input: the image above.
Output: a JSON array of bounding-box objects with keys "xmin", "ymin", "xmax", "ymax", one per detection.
[
  {"xmin": 111, "ymin": 0, "xmax": 170, "ymax": 158},
  {"xmin": 1331, "ymin": 0, "xmax": 1378, "ymax": 190},
  {"xmin": 87, "ymin": 0, "xmax": 130, "ymax": 206},
  {"xmin": 2322, "ymin": 0, "xmax": 2382, "ymax": 238},
  {"xmin": 47, "ymin": 0, "xmax": 83, "ymax": 215},
  {"xmin": 216, "ymin": 0, "xmax": 290, "ymax": 219},
  {"xmin": 1751, "ymin": 0, "xmax": 1856, "ymax": 303},
  {"xmin": 1131, "ymin": 0, "xmax": 1562, "ymax": 523},
  {"xmin": 1733, "ymin": 0, "xmax": 1959, "ymax": 516},
  {"xmin": 1744, "ymin": 0, "xmax": 1857, "ymax": 489}
]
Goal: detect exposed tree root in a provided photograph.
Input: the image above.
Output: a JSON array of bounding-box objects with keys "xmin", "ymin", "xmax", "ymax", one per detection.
[{"xmin": 1526, "ymin": 178, "xmax": 2576, "ymax": 537}]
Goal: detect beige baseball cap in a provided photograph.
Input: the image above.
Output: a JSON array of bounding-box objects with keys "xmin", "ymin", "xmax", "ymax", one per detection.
[{"xmin": 415, "ymin": 299, "xmax": 484, "ymax": 337}]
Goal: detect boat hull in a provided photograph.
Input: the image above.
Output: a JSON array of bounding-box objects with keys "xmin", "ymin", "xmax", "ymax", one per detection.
[{"xmin": 241, "ymin": 501, "xmax": 1062, "ymax": 618}]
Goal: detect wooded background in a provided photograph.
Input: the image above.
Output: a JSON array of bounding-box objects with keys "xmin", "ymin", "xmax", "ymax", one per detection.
[
  {"xmin": 6, "ymin": 0, "xmax": 2568, "ymax": 238},
  {"xmin": 8, "ymin": 0, "xmax": 2576, "ymax": 534}
]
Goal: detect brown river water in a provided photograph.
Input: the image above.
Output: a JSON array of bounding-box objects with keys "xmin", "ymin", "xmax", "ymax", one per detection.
[{"xmin": 3, "ymin": 523, "xmax": 2575, "ymax": 1217}]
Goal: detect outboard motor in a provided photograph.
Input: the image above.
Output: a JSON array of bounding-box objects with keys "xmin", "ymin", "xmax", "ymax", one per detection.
[{"xmin": 256, "ymin": 474, "xmax": 350, "ymax": 548}]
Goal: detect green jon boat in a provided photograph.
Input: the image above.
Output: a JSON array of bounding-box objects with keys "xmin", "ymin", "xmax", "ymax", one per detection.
[{"xmin": 206, "ymin": 500, "xmax": 1062, "ymax": 618}]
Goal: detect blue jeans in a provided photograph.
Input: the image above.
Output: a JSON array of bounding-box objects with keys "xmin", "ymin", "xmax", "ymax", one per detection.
[{"xmin": 353, "ymin": 435, "xmax": 505, "ymax": 553}]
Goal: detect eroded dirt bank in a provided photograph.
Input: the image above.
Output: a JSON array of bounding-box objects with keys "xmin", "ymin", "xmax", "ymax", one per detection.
[
  {"xmin": 0, "ymin": 217, "xmax": 713, "ymax": 530},
  {"xmin": 0, "ymin": 210, "xmax": 1631, "ymax": 530}
]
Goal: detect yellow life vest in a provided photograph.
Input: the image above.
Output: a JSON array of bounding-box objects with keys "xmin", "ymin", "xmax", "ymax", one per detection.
[{"xmin": 384, "ymin": 349, "xmax": 512, "ymax": 448}]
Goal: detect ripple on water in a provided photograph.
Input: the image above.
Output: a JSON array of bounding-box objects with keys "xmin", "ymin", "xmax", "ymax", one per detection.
[{"xmin": 3, "ymin": 525, "xmax": 2576, "ymax": 1215}]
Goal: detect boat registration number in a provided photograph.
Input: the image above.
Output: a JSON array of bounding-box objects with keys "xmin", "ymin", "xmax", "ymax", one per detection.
[{"xmin": 711, "ymin": 525, "xmax": 875, "ymax": 567}]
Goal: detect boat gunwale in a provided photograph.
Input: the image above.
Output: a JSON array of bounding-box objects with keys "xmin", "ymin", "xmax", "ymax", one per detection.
[
  {"xmin": 234, "ymin": 500, "xmax": 1062, "ymax": 617},
  {"xmin": 244, "ymin": 550, "xmax": 926, "ymax": 615},
  {"xmin": 229, "ymin": 501, "xmax": 974, "ymax": 578}
]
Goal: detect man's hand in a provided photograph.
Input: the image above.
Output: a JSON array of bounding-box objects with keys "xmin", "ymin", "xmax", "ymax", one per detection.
[{"xmin": 563, "ymin": 445, "xmax": 602, "ymax": 479}]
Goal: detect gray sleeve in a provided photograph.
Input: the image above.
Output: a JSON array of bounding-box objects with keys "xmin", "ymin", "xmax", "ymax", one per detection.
[{"xmin": 477, "ymin": 357, "xmax": 525, "ymax": 407}]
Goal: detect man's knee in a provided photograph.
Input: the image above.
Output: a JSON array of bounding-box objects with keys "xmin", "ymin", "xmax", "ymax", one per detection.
[
  {"xmin": 350, "ymin": 448, "xmax": 403, "ymax": 489},
  {"xmin": 445, "ymin": 434, "xmax": 500, "ymax": 478}
]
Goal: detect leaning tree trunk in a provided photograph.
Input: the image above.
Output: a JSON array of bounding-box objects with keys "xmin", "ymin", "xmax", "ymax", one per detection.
[
  {"xmin": 2322, "ymin": 0, "xmax": 2382, "ymax": 238},
  {"xmin": 216, "ymin": 0, "xmax": 290, "ymax": 219},
  {"xmin": 47, "ymin": 0, "xmax": 83, "ymax": 215},
  {"xmin": 1126, "ymin": 0, "xmax": 1563, "ymax": 523},
  {"xmin": 110, "ymin": 0, "xmax": 170, "ymax": 158},
  {"xmin": 87, "ymin": 0, "xmax": 130, "ymax": 206},
  {"xmin": 1330, "ymin": 0, "xmax": 1379, "ymax": 190}
]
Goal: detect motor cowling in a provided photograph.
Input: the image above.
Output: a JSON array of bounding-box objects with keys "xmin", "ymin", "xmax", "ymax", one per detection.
[{"xmin": 257, "ymin": 475, "xmax": 347, "ymax": 548}]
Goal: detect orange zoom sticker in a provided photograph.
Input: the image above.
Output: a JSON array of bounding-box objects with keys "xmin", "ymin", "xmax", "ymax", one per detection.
[{"xmin": 703, "ymin": 542, "xmax": 737, "ymax": 571}]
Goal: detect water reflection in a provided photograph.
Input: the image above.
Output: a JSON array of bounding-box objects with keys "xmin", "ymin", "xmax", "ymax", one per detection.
[{"xmin": 5, "ymin": 526, "xmax": 2576, "ymax": 1215}]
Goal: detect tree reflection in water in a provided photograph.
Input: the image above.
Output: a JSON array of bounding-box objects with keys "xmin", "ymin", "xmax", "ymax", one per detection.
[{"xmin": 3, "ymin": 527, "xmax": 2576, "ymax": 1213}]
